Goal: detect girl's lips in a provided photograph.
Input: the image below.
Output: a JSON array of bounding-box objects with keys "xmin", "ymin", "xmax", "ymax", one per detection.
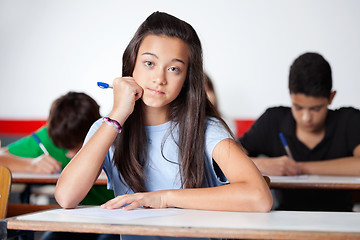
[{"xmin": 148, "ymin": 88, "xmax": 165, "ymax": 95}]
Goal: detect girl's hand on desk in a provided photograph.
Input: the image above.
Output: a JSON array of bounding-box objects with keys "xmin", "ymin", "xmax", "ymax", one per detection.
[
  {"xmin": 101, "ymin": 191, "xmax": 168, "ymax": 210},
  {"xmin": 30, "ymin": 155, "xmax": 62, "ymax": 174}
]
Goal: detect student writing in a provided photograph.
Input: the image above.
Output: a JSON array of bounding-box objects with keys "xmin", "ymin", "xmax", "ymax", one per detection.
[
  {"xmin": 0, "ymin": 92, "xmax": 116, "ymax": 240},
  {"xmin": 239, "ymin": 52, "xmax": 360, "ymax": 211},
  {"xmin": 55, "ymin": 11, "xmax": 272, "ymax": 240}
]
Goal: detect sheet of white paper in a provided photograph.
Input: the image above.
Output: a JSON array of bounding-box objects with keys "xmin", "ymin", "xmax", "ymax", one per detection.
[{"xmin": 51, "ymin": 206, "xmax": 179, "ymax": 220}]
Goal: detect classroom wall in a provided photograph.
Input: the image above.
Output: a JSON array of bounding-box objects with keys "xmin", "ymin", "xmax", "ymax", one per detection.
[{"xmin": 1, "ymin": 0, "xmax": 359, "ymax": 125}]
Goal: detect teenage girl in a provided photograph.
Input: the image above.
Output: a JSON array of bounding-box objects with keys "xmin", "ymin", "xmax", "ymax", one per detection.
[{"xmin": 56, "ymin": 12, "xmax": 272, "ymax": 218}]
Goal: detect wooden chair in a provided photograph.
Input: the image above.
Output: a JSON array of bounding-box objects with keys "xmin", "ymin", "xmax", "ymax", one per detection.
[{"xmin": 0, "ymin": 165, "xmax": 12, "ymax": 219}]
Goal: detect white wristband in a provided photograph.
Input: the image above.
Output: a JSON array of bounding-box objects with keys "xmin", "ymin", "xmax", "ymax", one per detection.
[{"xmin": 102, "ymin": 117, "xmax": 122, "ymax": 133}]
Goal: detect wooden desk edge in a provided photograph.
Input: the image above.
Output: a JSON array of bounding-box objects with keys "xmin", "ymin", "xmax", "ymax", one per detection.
[
  {"xmin": 12, "ymin": 178, "xmax": 107, "ymax": 185},
  {"xmin": 4, "ymin": 218, "xmax": 360, "ymax": 240},
  {"xmin": 7, "ymin": 203, "xmax": 60, "ymax": 218}
]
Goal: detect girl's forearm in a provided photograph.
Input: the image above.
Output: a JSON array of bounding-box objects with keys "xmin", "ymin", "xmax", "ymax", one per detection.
[
  {"xmin": 165, "ymin": 182, "xmax": 272, "ymax": 212},
  {"xmin": 55, "ymin": 123, "xmax": 118, "ymax": 208}
]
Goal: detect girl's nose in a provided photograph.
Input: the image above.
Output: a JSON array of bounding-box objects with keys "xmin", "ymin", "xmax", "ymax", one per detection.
[{"xmin": 153, "ymin": 69, "xmax": 166, "ymax": 85}]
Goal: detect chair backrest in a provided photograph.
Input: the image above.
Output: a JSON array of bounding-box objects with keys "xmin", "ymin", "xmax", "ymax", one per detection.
[{"xmin": 0, "ymin": 165, "xmax": 12, "ymax": 219}]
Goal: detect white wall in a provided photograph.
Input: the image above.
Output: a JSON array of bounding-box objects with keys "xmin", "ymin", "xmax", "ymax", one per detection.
[{"xmin": 1, "ymin": 0, "xmax": 359, "ymax": 123}]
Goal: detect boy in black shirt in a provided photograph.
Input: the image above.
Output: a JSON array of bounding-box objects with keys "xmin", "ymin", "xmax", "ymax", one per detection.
[{"xmin": 240, "ymin": 52, "xmax": 360, "ymax": 211}]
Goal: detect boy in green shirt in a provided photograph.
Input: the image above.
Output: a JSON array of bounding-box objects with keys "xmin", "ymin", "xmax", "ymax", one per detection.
[
  {"xmin": 1, "ymin": 92, "xmax": 114, "ymax": 205},
  {"xmin": 0, "ymin": 92, "xmax": 117, "ymax": 240},
  {"xmin": 6, "ymin": 126, "xmax": 113, "ymax": 205}
]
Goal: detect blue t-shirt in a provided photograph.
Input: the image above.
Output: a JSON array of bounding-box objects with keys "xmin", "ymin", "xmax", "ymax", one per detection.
[{"xmin": 84, "ymin": 118, "xmax": 232, "ymax": 240}]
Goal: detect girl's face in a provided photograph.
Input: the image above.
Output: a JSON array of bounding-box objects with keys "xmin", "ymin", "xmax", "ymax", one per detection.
[{"xmin": 133, "ymin": 34, "xmax": 189, "ymax": 110}]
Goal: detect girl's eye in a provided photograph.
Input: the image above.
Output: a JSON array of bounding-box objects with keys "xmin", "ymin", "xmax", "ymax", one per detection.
[
  {"xmin": 168, "ymin": 66, "xmax": 180, "ymax": 73},
  {"xmin": 144, "ymin": 61, "xmax": 153, "ymax": 67}
]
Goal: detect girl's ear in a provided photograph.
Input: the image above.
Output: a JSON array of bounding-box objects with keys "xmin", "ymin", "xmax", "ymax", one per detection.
[{"xmin": 328, "ymin": 90, "xmax": 336, "ymax": 105}]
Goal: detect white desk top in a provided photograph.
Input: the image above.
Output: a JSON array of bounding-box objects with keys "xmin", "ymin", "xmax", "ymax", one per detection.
[{"xmin": 5, "ymin": 206, "xmax": 360, "ymax": 239}]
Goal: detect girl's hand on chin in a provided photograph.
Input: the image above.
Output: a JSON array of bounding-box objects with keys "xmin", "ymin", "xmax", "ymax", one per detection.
[{"xmin": 109, "ymin": 77, "xmax": 143, "ymax": 124}]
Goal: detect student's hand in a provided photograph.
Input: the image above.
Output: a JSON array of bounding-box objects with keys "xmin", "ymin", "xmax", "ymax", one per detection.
[
  {"xmin": 253, "ymin": 156, "xmax": 301, "ymax": 176},
  {"xmin": 108, "ymin": 77, "xmax": 143, "ymax": 125},
  {"xmin": 30, "ymin": 155, "xmax": 62, "ymax": 174},
  {"xmin": 101, "ymin": 191, "xmax": 168, "ymax": 210}
]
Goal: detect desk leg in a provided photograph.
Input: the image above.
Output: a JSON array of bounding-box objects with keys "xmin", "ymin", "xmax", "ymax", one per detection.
[
  {"xmin": 0, "ymin": 220, "xmax": 34, "ymax": 240},
  {"xmin": 20, "ymin": 184, "xmax": 32, "ymax": 203},
  {"xmin": 0, "ymin": 220, "xmax": 6, "ymax": 240}
]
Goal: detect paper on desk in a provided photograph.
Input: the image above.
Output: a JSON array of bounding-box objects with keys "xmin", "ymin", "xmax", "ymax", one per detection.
[{"xmin": 51, "ymin": 206, "xmax": 179, "ymax": 220}]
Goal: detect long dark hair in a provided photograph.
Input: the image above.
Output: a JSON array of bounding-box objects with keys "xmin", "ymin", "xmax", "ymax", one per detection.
[{"xmin": 114, "ymin": 12, "xmax": 230, "ymax": 192}]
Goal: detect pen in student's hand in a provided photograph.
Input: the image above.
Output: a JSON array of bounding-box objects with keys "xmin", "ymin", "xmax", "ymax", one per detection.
[
  {"xmin": 97, "ymin": 82, "xmax": 113, "ymax": 89},
  {"xmin": 279, "ymin": 132, "xmax": 294, "ymax": 159},
  {"xmin": 32, "ymin": 133, "xmax": 50, "ymax": 156}
]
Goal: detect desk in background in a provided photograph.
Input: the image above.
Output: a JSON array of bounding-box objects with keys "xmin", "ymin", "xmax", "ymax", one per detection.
[
  {"xmin": 2, "ymin": 207, "xmax": 360, "ymax": 240},
  {"xmin": 269, "ymin": 175, "xmax": 360, "ymax": 211},
  {"xmin": 269, "ymin": 175, "xmax": 360, "ymax": 190},
  {"xmin": 7, "ymin": 172, "xmax": 108, "ymax": 218},
  {"xmin": 12, "ymin": 172, "xmax": 108, "ymax": 185}
]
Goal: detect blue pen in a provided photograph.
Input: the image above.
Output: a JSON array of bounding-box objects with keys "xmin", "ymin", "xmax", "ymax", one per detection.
[
  {"xmin": 32, "ymin": 133, "xmax": 50, "ymax": 156},
  {"xmin": 279, "ymin": 132, "xmax": 294, "ymax": 159},
  {"xmin": 97, "ymin": 82, "xmax": 113, "ymax": 89}
]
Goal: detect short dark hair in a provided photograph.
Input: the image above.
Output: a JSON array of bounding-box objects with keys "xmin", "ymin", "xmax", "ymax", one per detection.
[
  {"xmin": 48, "ymin": 92, "xmax": 101, "ymax": 150},
  {"xmin": 289, "ymin": 52, "xmax": 332, "ymax": 98}
]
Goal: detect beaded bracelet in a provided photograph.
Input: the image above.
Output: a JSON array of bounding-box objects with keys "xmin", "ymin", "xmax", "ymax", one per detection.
[{"xmin": 102, "ymin": 117, "xmax": 122, "ymax": 133}]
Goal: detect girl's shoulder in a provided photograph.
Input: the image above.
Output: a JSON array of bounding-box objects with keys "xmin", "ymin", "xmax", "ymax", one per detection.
[
  {"xmin": 206, "ymin": 116, "xmax": 229, "ymax": 129},
  {"xmin": 205, "ymin": 117, "xmax": 233, "ymax": 139},
  {"xmin": 206, "ymin": 116, "xmax": 221, "ymax": 125}
]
